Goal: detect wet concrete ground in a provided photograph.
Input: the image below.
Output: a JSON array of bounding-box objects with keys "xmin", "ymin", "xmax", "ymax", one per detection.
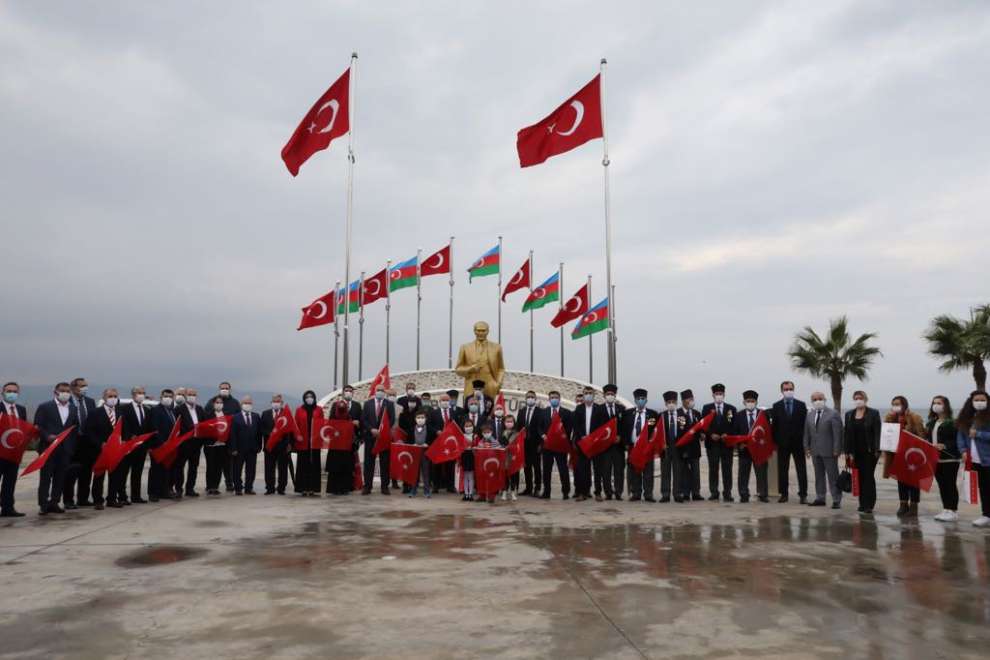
[{"xmin": 2, "ymin": 467, "xmax": 989, "ymax": 659}]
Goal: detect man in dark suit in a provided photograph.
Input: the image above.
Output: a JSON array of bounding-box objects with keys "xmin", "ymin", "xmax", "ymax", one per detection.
[
  {"xmin": 33, "ymin": 382, "xmax": 79, "ymax": 514},
  {"xmin": 175, "ymin": 387, "xmax": 206, "ymax": 497},
  {"xmin": 119, "ymin": 386, "xmax": 154, "ymax": 504},
  {"xmin": 206, "ymin": 381, "xmax": 240, "ymax": 492},
  {"xmin": 64, "ymin": 377, "xmax": 96, "ymax": 508},
  {"xmin": 701, "ymin": 383, "xmax": 736, "ymax": 502},
  {"xmin": 1, "ymin": 381, "xmax": 28, "ymax": 517},
  {"xmin": 261, "ymin": 394, "xmax": 290, "ymax": 495},
  {"xmin": 229, "ymin": 395, "xmax": 262, "ymax": 495},
  {"xmin": 85, "ymin": 388, "xmax": 122, "ymax": 509},
  {"xmin": 622, "ymin": 388, "xmax": 659, "ymax": 502},
  {"xmin": 429, "ymin": 391, "xmax": 461, "ymax": 493},
  {"xmin": 597, "ymin": 383, "xmax": 626, "ymax": 500},
  {"xmin": 734, "ymin": 390, "xmax": 769, "ymax": 503},
  {"xmin": 538, "ymin": 390, "xmax": 572, "ymax": 500},
  {"xmin": 572, "ymin": 385, "xmax": 606, "ymax": 502},
  {"xmin": 149, "ymin": 388, "xmax": 177, "ymax": 502},
  {"xmin": 656, "ymin": 390, "xmax": 681, "ymax": 502},
  {"xmin": 516, "ymin": 390, "xmax": 542, "ymax": 496},
  {"xmin": 676, "ymin": 389, "xmax": 704, "ymax": 502},
  {"xmin": 459, "ymin": 394, "xmax": 487, "ymax": 435},
  {"xmin": 396, "ymin": 381, "xmax": 419, "ymax": 418},
  {"xmin": 771, "ymin": 381, "xmax": 808, "ymax": 503},
  {"xmin": 361, "ymin": 384, "xmax": 395, "ymax": 495}
]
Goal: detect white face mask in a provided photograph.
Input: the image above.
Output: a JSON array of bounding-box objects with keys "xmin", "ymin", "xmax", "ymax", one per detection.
[
  {"xmin": 714, "ymin": 395, "xmax": 725, "ymax": 404},
  {"xmin": 343, "ymin": 392, "xmax": 353, "ymax": 400},
  {"xmin": 666, "ymin": 403, "xmax": 676, "ymax": 411},
  {"xmin": 407, "ymin": 389, "xmax": 416, "ymax": 396},
  {"xmin": 854, "ymin": 399, "xmax": 866, "ymax": 409},
  {"xmin": 464, "ymin": 428, "xmax": 474, "ymax": 436},
  {"xmin": 57, "ymin": 391, "xmax": 71, "ymax": 403},
  {"xmin": 242, "ymin": 404, "xmax": 253, "ymax": 412},
  {"xmin": 812, "ymin": 400, "xmax": 825, "ymax": 410},
  {"xmin": 439, "ymin": 400, "xmax": 450, "ymax": 409},
  {"xmin": 187, "ymin": 396, "xmax": 197, "ymax": 404},
  {"xmin": 482, "ymin": 432, "xmax": 493, "ymax": 440},
  {"xmin": 494, "ymin": 411, "xmax": 504, "ymax": 418},
  {"xmin": 220, "ymin": 389, "xmax": 231, "ymax": 398},
  {"xmin": 526, "ymin": 397, "xmax": 536, "ymax": 406},
  {"xmin": 304, "ymin": 397, "xmax": 315, "ymax": 405},
  {"xmin": 744, "ymin": 402, "xmax": 756, "ymax": 411},
  {"xmin": 272, "ymin": 402, "xmax": 282, "ymax": 410},
  {"xmin": 974, "ymin": 400, "xmax": 988, "ymax": 411},
  {"xmin": 174, "ymin": 394, "xmax": 186, "ymax": 404},
  {"xmin": 891, "ymin": 404, "xmax": 903, "ymax": 414},
  {"xmin": 931, "ymin": 403, "xmax": 944, "ymax": 414},
  {"xmin": 388, "ymin": 396, "xmax": 398, "ymax": 403},
  {"xmin": 105, "ymin": 397, "xmax": 119, "ymax": 407},
  {"xmin": 782, "ymin": 390, "xmax": 795, "ymax": 400},
  {"xmin": 605, "ymin": 394, "xmax": 616, "ymax": 404},
  {"xmin": 133, "ymin": 393, "xmax": 146, "ymax": 404},
  {"xmin": 160, "ymin": 396, "xmax": 174, "ymax": 407}
]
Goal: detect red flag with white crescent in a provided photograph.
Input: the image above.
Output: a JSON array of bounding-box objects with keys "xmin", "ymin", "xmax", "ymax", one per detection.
[
  {"xmin": 889, "ymin": 429, "xmax": 940, "ymax": 491},
  {"xmin": 0, "ymin": 415, "xmax": 39, "ymax": 465},
  {"xmin": 281, "ymin": 67, "xmax": 350, "ymax": 176},
  {"xmin": 353, "ymin": 452, "xmax": 364, "ymax": 491},
  {"xmin": 516, "ymin": 74, "xmax": 603, "ymax": 168},
  {"xmin": 92, "ymin": 419, "xmax": 124, "ymax": 475},
  {"xmin": 265, "ymin": 406, "xmax": 299, "ymax": 452},
  {"xmin": 578, "ymin": 417, "xmax": 618, "ymax": 458},
  {"xmin": 420, "ymin": 244, "xmax": 451, "ymax": 277},
  {"xmin": 676, "ymin": 411, "xmax": 715, "ymax": 448},
  {"xmin": 373, "ymin": 407, "xmax": 393, "ymax": 456},
  {"xmin": 550, "ymin": 283, "xmax": 589, "ymax": 328},
  {"xmin": 151, "ymin": 418, "xmax": 193, "ymax": 468},
  {"xmin": 362, "ymin": 268, "xmax": 389, "ymax": 305},
  {"xmin": 507, "ymin": 428, "xmax": 526, "ymax": 475},
  {"xmin": 543, "ymin": 413, "xmax": 570, "ymax": 454},
  {"xmin": 21, "ymin": 425, "xmax": 76, "ymax": 477},
  {"xmin": 425, "ymin": 419, "xmax": 469, "ymax": 464},
  {"xmin": 311, "ymin": 417, "xmax": 354, "ymax": 451},
  {"xmin": 501, "ymin": 259, "xmax": 530, "ymax": 301},
  {"xmin": 195, "ymin": 415, "xmax": 233, "ymax": 443},
  {"xmin": 474, "ymin": 447, "xmax": 506, "ymax": 496},
  {"xmin": 368, "ymin": 365, "xmax": 391, "ymax": 398},
  {"xmin": 389, "ymin": 443, "xmax": 424, "ymax": 485},
  {"xmin": 297, "ymin": 290, "xmax": 335, "ymax": 331},
  {"xmin": 962, "ymin": 454, "xmax": 979, "ymax": 505},
  {"xmin": 628, "ymin": 417, "xmax": 660, "ymax": 473}
]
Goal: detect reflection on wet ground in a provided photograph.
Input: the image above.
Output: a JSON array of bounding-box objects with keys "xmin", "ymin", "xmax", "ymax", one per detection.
[{"xmin": 116, "ymin": 545, "xmax": 209, "ymax": 568}]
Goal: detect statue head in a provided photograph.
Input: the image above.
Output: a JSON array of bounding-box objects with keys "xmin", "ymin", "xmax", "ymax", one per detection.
[{"xmin": 473, "ymin": 321, "xmax": 489, "ymax": 342}]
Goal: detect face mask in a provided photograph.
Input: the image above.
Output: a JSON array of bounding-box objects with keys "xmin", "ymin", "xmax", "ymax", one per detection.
[
  {"xmin": 526, "ymin": 397, "xmax": 536, "ymax": 406},
  {"xmin": 343, "ymin": 392, "xmax": 353, "ymax": 401},
  {"xmin": 304, "ymin": 397, "xmax": 315, "ymax": 405},
  {"xmin": 440, "ymin": 400, "xmax": 450, "ymax": 409},
  {"xmin": 220, "ymin": 389, "xmax": 230, "ymax": 398},
  {"xmin": 406, "ymin": 389, "xmax": 416, "ymax": 396},
  {"xmin": 549, "ymin": 398, "xmax": 560, "ymax": 408},
  {"xmin": 745, "ymin": 402, "xmax": 756, "ymax": 411},
  {"xmin": 684, "ymin": 400, "xmax": 695, "ymax": 410},
  {"xmin": 174, "ymin": 394, "xmax": 186, "ymax": 404},
  {"xmin": 388, "ymin": 396, "xmax": 398, "ymax": 403},
  {"xmin": 133, "ymin": 393, "xmax": 146, "ymax": 404},
  {"xmin": 272, "ymin": 402, "xmax": 282, "ymax": 411},
  {"xmin": 57, "ymin": 391, "xmax": 71, "ymax": 403},
  {"xmin": 187, "ymin": 396, "xmax": 197, "ymax": 404},
  {"xmin": 243, "ymin": 404, "xmax": 253, "ymax": 412},
  {"xmin": 474, "ymin": 390, "xmax": 483, "ymax": 398},
  {"xmin": 469, "ymin": 404, "xmax": 479, "ymax": 413},
  {"xmin": 415, "ymin": 417, "xmax": 426, "ymax": 426},
  {"xmin": 714, "ymin": 395, "xmax": 724, "ymax": 404},
  {"xmin": 854, "ymin": 399, "xmax": 866, "ymax": 409},
  {"xmin": 973, "ymin": 400, "xmax": 988, "ymax": 411},
  {"xmin": 605, "ymin": 394, "xmax": 616, "ymax": 404},
  {"xmin": 891, "ymin": 404, "xmax": 903, "ymax": 414},
  {"xmin": 464, "ymin": 428, "xmax": 474, "ymax": 436},
  {"xmin": 3, "ymin": 392, "xmax": 17, "ymax": 403},
  {"xmin": 812, "ymin": 400, "xmax": 825, "ymax": 410},
  {"xmin": 374, "ymin": 391, "xmax": 385, "ymax": 400},
  {"xmin": 482, "ymin": 432, "xmax": 493, "ymax": 440},
  {"xmin": 636, "ymin": 398, "xmax": 647, "ymax": 408},
  {"xmin": 782, "ymin": 390, "xmax": 795, "ymax": 400},
  {"xmin": 160, "ymin": 396, "xmax": 173, "ymax": 407},
  {"xmin": 494, "ymin": 411, "xmax": 504, "ymax": 418},
  {"xmin": 79, "ymin": 386, "xmax": 89, "ymax": 395},
  {"xmin": 505, "ymin": 423, "xmax": 515, "ymax": 431},
  {"xmin": 214, "ymin": 404, "xmax": 224, "ymax": 413},
  {"xmin": 931, "ymin": 403, "xmax": 944, "ymax": 414},
  {"xmin": 105, "ymin": 397, "xmax": 119, "ymax": 407},
  {"xmin": 583, "ymin": 394, "xmax": 594, "ymax": 404},
  {"xmin": 666, "ymin": 403, "xmax": 676, "ymax": 411}
]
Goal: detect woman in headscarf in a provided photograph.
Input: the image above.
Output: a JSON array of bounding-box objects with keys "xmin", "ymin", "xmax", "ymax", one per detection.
[
  {"xmin": 325, "ymin": 400, "xmax": 355, "ymax": 495},
  {"xmin": 294, "ymin": 390, "xmax": 321, "ymax": 497}
]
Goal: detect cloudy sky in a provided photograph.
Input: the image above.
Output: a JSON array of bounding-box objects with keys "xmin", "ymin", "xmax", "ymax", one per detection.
[{"xmin": 3, "ymin": 1, "xmax": 988, "ymax": 409}]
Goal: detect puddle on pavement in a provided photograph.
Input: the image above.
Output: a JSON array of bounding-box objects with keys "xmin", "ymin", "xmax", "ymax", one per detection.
[{"xmin": 116, "ymin": 545, "xmax": 208, "ymax": 568}]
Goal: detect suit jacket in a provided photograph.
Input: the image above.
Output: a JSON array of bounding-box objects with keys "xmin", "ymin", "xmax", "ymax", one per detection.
[
  {"xmin": 230, "ymin": 410, "xmax": 262, "ymax": 453},
  {"xmin": 770, "ymin": 398, "xmax": 808, "ymax": 449},
  {"xmin": 85, "ymin": 404, "xmax": 122, "ymax": 447},
  {"xmin": 537, "ymin": 406, "xmax": 573, "ymax": 446},
  {"xmin": 0, "ymin": 404, "xmax": 28, "ymax": 423},
  {"xmin": 361, "ymin": 398, "xmax": 396, "ymax": 442},
  {"xmin": 33, "ymin": 399, "xmax": 79, "ymax": 455},
  {"xmin": 701, "ymin": 402, "xmax": 736, "ymax": 438},
  {"xmin": 120, "ymin": 402, "xmax": 154, "ymax": 440},
  {"xmin": 458, "ymin": 407, "xmax": 488, "ymax": 434},
  {"xmin": 150, "ymin": 403, "xmax": 178, "ymax": 449},
  {"xmin": 516, "ymin": 404, "xmax": 542, "ymax": 444},
  {"xmin": 72, "ymin": 394, "xmax": 97, "ymax": 439},
  {"xmin": 675, "ymin": 407, "xmax": 704, "ymax": 459},
  {"xmin": 431, "ymin": 406, "xmax": 462, "ymax": 431},
  {"xmin": 620, "ymin": 407, "xmax": 659, "ymax": 450},
  {"xmin": 206, "ymin": 395, "xmax": 241, "ymax": 416},
  {"xmin": 571, "ymin": 403, "xmax": 607, "ymax": 442},
  {"xmin": 843, "ymin": 407, "xmax": 881, "ymax": 455},
  {"xmin": 804, "ymin": 407, "xmax": 843, "ymax": 457},
  {"xmin": 176, "ymin": 403, "xmax": 207, "ymax": 437}
]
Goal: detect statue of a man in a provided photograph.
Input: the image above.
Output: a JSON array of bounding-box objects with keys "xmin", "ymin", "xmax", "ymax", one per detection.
[{"xmin": 454, "ymin": 321, "xmax": 506, "ymax": 399}]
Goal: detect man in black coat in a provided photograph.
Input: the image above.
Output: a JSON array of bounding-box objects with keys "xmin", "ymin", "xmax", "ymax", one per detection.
[
  {"xmin": 655, "ymin": 390, "xmax": 682, "ymax": 502},
  {"xmin": 622, "ymin": 388, "xmax": 659, "ymax": 502},
  {"xmin": 229, "ymin": 395, "xmax": 262, "ymax": 495},
  {"xmin": 430, "ymin": 391, "xmax": 461, "ymax": 493},
  {"xmin": 770, "ymin": 381, "xmax": 808, "ymax": 503},
  {"xmin": 701, "ymin": 383, "xmax": 737, "ymax": 502},
  {"xmin": 360, "ymin": 384, "xmax": 395, "ymax": 495},
  {"xmin": 733, "ymin": 390, "xmax": 769, "ymax": 503},
  {"xmin": 675, "ymin": 389, "xmax": 704, "ymax": 502},
  {"xmin": 174, "ymin": 387, "xmax": 206, "ymax": 497},
  {"xmin": 260, "ymin": 394, "xmax": 290, "ymax": 495},
  {"xmin": 571, "ymin": 386, "xmax": 606, "ymax": 502},
  {"xmin": 539, "ymin": 390, "xmax": 573, "ymax": 500},
  {"xmin": 206, "ymin": 381, "xmax": 241, "ymax": 492},
  {"xmin": 516, "ymin": 390, "xmax": 542, "ymax": 496},
  {"xmin": 1, "ymin": 381, "xmax": 29, "ymax": 517},
  {"xmin": 149, "ymin": 389, "xmax": 178, "ymax": 502},
  {"xmin": 33, "ymin": 382, "xmax": 79, "ymax": 514},
  {"xmin": 120, "ymin": 386, "xmax": 154, "ymax": 504},
  {"xmin": 85, "ymin": 389, "xmax": 122, "ymax": 509},
  {"xmin": 64, "ymin": 377, "xmax": 97, "ymax": 508},
  {"xmin": 597, "ymin": 383, "xmax": 626, "ymax": 500},
  {"xmin": 459, "ymin": 394, "xmax": 487, "ymax": 434}
]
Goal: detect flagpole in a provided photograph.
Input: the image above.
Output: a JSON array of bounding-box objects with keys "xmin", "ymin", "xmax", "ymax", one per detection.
[
  {"xmin": 357, "ymin": 270, "xmax": 368, "ymax": 381},
  {"xmin": 333, "ymin": 279, "xmax": 341, "ymax": 390},
  {"xmin": 416, "ymin": 247, "xmax": 423, "ymax": 370},
  {"xmin": 558, "ymin": 262, "xmax": 564, "ymax": 377},
  {"xmin": 600, "ymin": 57, "xmax": 616, "ymax": 385},
  {"xmin": 497, "ymin": 235, "xmax": 503, "ymax": 343},
  {"xmin": 448, "ymin": 236, "xmax": 455, "ymax": 369},
  {"xmin": 341, "ymin": 51, "xmax": 358, "ymax": 387},
  {"xmin": 587, "ymin": 274, "xmax": 593, "ymax": 384},
  {"xmin": 528, "ymin": 250, "xmax": 534, "ymax": 372},
  {"xmin": 385, "ymin": 259, "xmax": 391, "ymax": 366}
]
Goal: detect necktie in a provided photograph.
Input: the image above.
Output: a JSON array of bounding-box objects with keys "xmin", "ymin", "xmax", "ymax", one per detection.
[
  {"xmin": 669, "ymin": 412, "xmax": 675, "ymax": 439},
  {"xmin": 815, "ymin": 410, "xmax": 822, "ymax": 428},
  {"xmin": 608, "ymin": 405, "xmax": 614, "ymax": 418},
  {"xmin": 749, "ymin": 412, "xmax": 755, "ymax": 431},
  {"xmin": 634, "ymin": 412, "xmax": 642, "ymax": 438},
  {"xmin": 526, "ymin": 407, "xmax": 532, "ymax": 426},
  {"xmin": 108, "ymin": 406, "xmax": 116, "ymax": 426},
  {"xmin": 136, "ymin": 405, "xmax": 143, "ymax": 426},
  {"xmin": 376, "ymin": 401, "xmax": 381, "ymax": 419},
  {"xmin": 245, "ymin": 412, "xmax": 250, "ymax": 426},
  {"xmin": 78, "ymin": 398, "xmax": 88, "ymax": 427},
  {"xmin": 443, "ymin": 409, "xmax": 449, "ymax": 423},
  {"xmin": 786, "ymin": 400, "xmax": 792, "ymax": 416},
  {"xmin": 8, "ymin": 405, "xmax": 16, "ymax": 419}
]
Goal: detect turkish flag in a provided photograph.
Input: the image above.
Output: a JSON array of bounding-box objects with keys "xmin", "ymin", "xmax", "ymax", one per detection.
[
  {"xmin": 675, "ymin": 411, "xmax": 715, "ymax": 448},
  {"xmin": 0, "ymin": 415, "xmax": 39, "ymax": 465},
  {"xmin": 195, "ymin": 415, "xmax": 233, "ymax": 443},
  {"xmin": 495, "ymin": 392, "xmax": 505, "ymax": 412},
  {"xmin": 425, "ymin": 419, "xmax": 469, "ymax": 464},
  {"xmin": 507, "ymin": 428, "xmax": 526, "ymax": 475},
  {"xmin": 372, "ymin": 407, "xmax": 393, "ymax": 456},
  {"xmin": 502, "ymin": 259, "xmax": 530, "ymax": 301},
  {"xmin": 628, "ymin": 417, "xmax": 659, "ymax": 473},
  {"xmin": 281, "ymin": 67, "xmax": 350, "ymax": 176},
  {"xmin": 962, "ymin": 454, "xmax": 979, "ymax": 505},
  {"xmin": 151, "ymin": 419, "xmax": 193, "ymax": 468},
  {"xmin": 474, "ymin": 447, "xmax": 505, "ymax": 496},
  {"xmin": 745, "ymin": 412, "xmax": 776, "ymax": 466},
  {"xmin": 550, "ymin": 283, "xmax": 589, "ymax": 328},
  {"xmin": 362, "ymin": 268, "xmax": 389, "ymax": 305},
  {"xmin": 312, "ymin": 417, "xmax": 354, "ymax": 450},
  {"xmin": 517, "ymin": 74, "xmax": 603, "ymax": 168},
  {"xmin": 578, "ymin": 417, "xmax": 618, "ymax": 458},
  {"xmin": 21, "ymin": 425, "xmax": 76, "ymax": 477},
  {"xmin": 298, "ymin": 290, "xmax": 335, "ymax": 331},
  {"xmin": 368, "ymin": 364, "xmax": 391, "ymax": 398},
  {"xmin": 889, "ymin": 429, "xmax": 940, "ymax": 491},
  {"xmin": 389, "ymin": 443, "xmax": 424, "ymax": 485},
  {"xmin": 266, "ymin": 405, "xmax": 299, "ymax": 452},
  {"xmin": 543, "ymin": 413, "xmax": 570, "ymax": 454},
  {"xmin": 92, "ymin": 419, "xmax": 124, "ymax": 475},
  {"xmin": 420, "ymin": 244, "xmax": 451, "ymax": 277},
  {"xmin": 353, "ymin": 453, "xmax": 364, "ymax": 491}
]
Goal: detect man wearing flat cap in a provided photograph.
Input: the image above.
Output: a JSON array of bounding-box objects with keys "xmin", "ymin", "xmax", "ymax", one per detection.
[
  {"xmin": 657, "ymin": 390, "xmax": 682, "ymax": 502},
  {"xmin": 676, "ymin": 389, "xmax": 704, "ymax": 501},
  {"xmin": 622, "ymin": 388, "xmax": 658, "ymax": 501},
  {"xmin": 702, "ymin": 383, "xmax": 736, "ymax": 502},
  {"xmin": 733, "ymin": 390, "xmax": 769, "ymax": 502}
]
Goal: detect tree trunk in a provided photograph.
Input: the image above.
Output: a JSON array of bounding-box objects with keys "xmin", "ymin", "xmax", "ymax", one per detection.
[
  {"xmin": 830, "ymin": 374, "xmax": 843, "ymax": 414},
  {"xmin": 974, "ymin": 359, "xmax": 987, "ymax": 392}
]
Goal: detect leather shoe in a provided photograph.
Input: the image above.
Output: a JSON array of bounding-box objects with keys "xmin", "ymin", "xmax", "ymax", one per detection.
[
  {"xmin": 778, "ymin": 495, "xmax": 789, "ymax": 503},
  {"xmin": 708, "ymin": 494, "xmax": 719, "ymax": 501},
  {"xmin": 808, "ymin": 500, "xmax": 826, "ymax": 507},
  {"xmin": 65, "ymin": 503, "xmax": 78, "ymax": 510},
  {"xmin": 48, "ymin": 504, "xmax": 65, "ymax": 513},
  {"xmin": 673, "ymin": 497, "xmax": 684, "ymax": 503},
  {"xmin": 723, "ymin": 495, "xmax": 734, "ymax": 503},
  {"xmin": 739, "ymin": 496, "xmax": 750, "ymax": 503},
  {"xmin": 594, "ymin": 494, "xmax": 603, "ymax": 502},
  {"xmin": 645, "ymin": 496, "xmax": 656, "ymax": 503},
  {"xmin": 759, "ymin": 496, "xmax": 769, "ymax": 503},
  {"xmin": 562, "ymin": 494, "xmax": 570, "ymax": 500},
  {"xmin": 615, "ymin": 494, "xmax": 623, "ymax": 501},
  {"xmin": 692, "ymin": 494, "xmax": 705, "ymax": 501},
  {"xmin": 0, "ymin": 510, "xmax": 25, "ymax": 517},
  {"xmin": 540, "ymin": 492, "xmax": 550, "ymax": 499},
  {"xmin": 77, "ymin": 500, "xmax": 94, "ymax": 507},
  {"xmin": 185, "ymin": 491, "xmax": 199, "ymax": 497},
  {"xmin": 658, "ymin": 496, "xmax": 670, "ymax": 503},
  {"xmin": 831, "ymin": 502, "xmax": 841, "ymax": 509},
  {"xmin": 131, "ymin": 498, "xmax": 148, "ymax": 504},
  {"xmin": 94, "ymin": 503, "xmax": 104, "ymax": 510},
  {"xmin": 108, "ymin": 502, "xmax": 123, "ymax": 508}
]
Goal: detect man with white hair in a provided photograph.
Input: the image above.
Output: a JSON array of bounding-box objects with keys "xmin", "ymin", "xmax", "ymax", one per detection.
[{"xmin": 803, "ymin": 391, "xmax": 844, "ymax": 509}]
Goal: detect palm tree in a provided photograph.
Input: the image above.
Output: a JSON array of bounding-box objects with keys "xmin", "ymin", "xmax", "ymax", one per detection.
[
  {"xmin": 788, "ymin": 316, "xmax": 882, "ymax": 413},
  {"xmin": 923, "ymin": 305, "xmax": 990, "ymax": 391}
]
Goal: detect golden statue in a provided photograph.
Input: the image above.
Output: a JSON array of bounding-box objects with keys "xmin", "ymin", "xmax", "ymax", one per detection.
[{"xmin": 454, "ymin": 321, "xmax": 506, "ymax": 399}]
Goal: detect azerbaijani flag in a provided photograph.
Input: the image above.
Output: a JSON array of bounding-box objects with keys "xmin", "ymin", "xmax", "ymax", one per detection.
[
  {"xmin": 571, "ymin": 297, "xmax": 608, "ymax": 339},
  {"xmin": 522, "ymin": 272, "xmax": 560, "ymax": 312},
  {"xmin": 389, "ymin": 256, "xmax": 418, "ymax": 292},
  {"xmin": 337, "ymin": 279, "xmax": 361, "ymax": 314},
  {"xmin": 468, "ymin": 245, "xmax": 500, "ymax": 281}
]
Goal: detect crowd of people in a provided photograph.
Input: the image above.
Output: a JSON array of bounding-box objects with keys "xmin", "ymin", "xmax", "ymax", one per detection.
[{"xmin": 1, "ymin": 377, "xmax": 988, "ymax": 528}]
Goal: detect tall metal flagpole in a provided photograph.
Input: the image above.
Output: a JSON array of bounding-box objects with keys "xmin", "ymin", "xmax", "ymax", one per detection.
[
  {"xmin": 333, "ymin": 279, "xmax": 341, "ymax": 390},
  {"xmin": 416, "ymin": 247, "xmax": 423, "ymax": 370},
  {"xmin": 600, "ymin": 57, "xmax": 616, "ymax": 385},
  {"xmin": 385, "ymin": 259, "xmax": 391, "ymax": 365},
  {"xmin": 448, "ymin": 236, "xmax": 455, "ymax": 369},
  {"xmin": 358, "ymin": 270, "xmax": 365, "ymax": 380},
  {"xmin": 558, "ymin": 262, "xmax": 564, "ymax": 377},
  {"xmin": 341, "ymin": 52, "xmax": 358, "ymax": 387},
  {"xmin": 497, "ymin": 235, "xmax": 503, "ymax": 343},
  {"xmin": 587, "ymin": 274, "xmax": 593, "ymax": 384},
  {"xmin": 528, "ymin": 250, "xmax": 534, "ymax": 373}
]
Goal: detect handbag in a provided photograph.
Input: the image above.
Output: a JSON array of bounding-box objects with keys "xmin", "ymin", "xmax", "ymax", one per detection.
[{"xmin": 837, "ymin": 469, "xmax": 853, "ymax": 493}]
